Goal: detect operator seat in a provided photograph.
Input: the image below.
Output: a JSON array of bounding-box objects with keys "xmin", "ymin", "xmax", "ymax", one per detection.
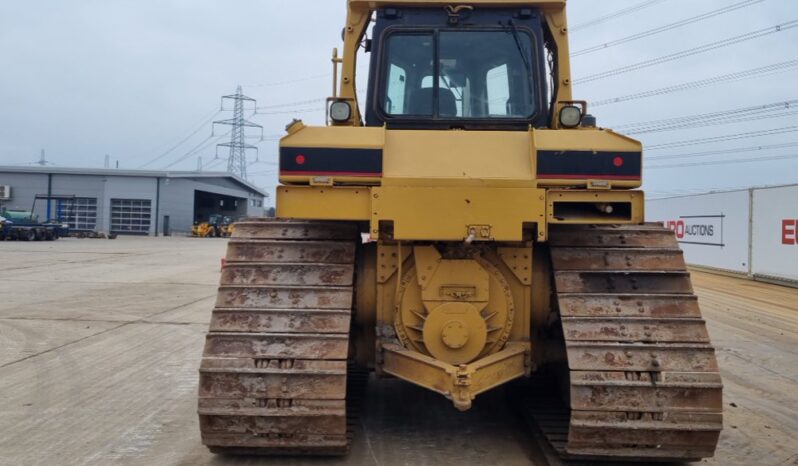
[{"xmin": 408, "ymin": 88, "xmax": 458, "ymax": 117}]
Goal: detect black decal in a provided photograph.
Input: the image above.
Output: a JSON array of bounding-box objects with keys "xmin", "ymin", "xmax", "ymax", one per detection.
[
  {"xmin": 537, "ymin": 150, "xmax": 642, "ymax": 180},
  {"xmin": 280, "ymin": 147, "xmax": 383, "ymax": 177}
]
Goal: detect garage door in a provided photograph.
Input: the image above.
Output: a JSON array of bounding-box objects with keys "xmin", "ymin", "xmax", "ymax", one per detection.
[
  {"xmin": 57, "ymin": 198, "xmax": 98, "ymax": 231},
  {"xmin": 111, "ymin": 199, "xmax": 152, "ymax": 234}
]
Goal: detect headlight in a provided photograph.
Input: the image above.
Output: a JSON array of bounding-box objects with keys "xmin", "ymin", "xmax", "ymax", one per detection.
[
  {"xmin": 330, "ymin": 101, "xmax": 352, "ymax": 123},
  {"xmin": 559, "ymin": 105, "xmax": 583, "ymax": 128}
]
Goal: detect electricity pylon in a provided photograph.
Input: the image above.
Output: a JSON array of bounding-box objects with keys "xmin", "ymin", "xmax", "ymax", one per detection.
[{"xmin": 213, "ymin": 85, "xmax": 263, "ymax": 179}]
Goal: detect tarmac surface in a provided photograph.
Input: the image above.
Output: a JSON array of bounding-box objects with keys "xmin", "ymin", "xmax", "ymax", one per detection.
[{"xmin": 0, "ymin": 236, "xmax": 796, "ymax": 466}]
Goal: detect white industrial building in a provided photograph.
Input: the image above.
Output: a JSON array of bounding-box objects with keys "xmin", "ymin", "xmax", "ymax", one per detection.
[{"xmin": 0, "ymin": 166, "xmax": 268, "ymax": 236}]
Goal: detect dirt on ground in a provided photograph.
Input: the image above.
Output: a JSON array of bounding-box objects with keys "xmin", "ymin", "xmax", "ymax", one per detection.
[{"xmin": 0, "ymin": 238, "xmax": 795, "ymax": 466}]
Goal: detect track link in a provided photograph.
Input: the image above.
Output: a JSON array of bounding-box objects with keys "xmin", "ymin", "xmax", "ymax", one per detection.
[
  {"xmin": 531, "ymin": 224, "xmax": 723, "ymax": 462},
  {"xmin": 198, "ymin": 219, "xmax": 359, "ymax": 455}
]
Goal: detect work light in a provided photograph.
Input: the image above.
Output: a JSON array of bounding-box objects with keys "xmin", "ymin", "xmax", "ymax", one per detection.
[
  {"xmin": 559, "ymin": 105, "xmax": 583, "ymax": 128},
  {"xmin": 330, "ymin": 101, "xmax": 352, "ymax": 123}
]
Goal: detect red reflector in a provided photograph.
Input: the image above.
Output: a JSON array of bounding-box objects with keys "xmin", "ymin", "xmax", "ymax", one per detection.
[
  {"xmin": 613, "ymin": 156, "xmax": 624, "ymax": 167},
  {"xmin": 295, "ymin": 154, "xmax": 306, "ymax": 165}
]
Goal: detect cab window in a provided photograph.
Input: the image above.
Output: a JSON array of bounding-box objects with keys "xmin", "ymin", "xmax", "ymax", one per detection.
[{"xmin": 381, "ymin": 29, "xmax": 536, "ymax": 120}]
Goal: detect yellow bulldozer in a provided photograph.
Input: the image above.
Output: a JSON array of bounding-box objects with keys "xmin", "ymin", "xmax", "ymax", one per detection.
[{"xmin": 198, "ymin": 0, "xmax": 722, "ymax": 461}]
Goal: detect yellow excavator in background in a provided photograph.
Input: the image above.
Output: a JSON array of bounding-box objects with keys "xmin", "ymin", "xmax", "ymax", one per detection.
[{"xmin": 197, "ymin": 0, "xmax": 722, "ymax": 462}]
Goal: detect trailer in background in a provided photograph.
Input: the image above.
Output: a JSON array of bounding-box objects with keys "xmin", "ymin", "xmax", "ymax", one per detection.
[
  {"xmin": 0, "ymin": 216, "xmax": 9, "ymax": 240},
  {"xmin": 0, "ymin": 194, "xmax": 74, "ymax": 241},
  {"xmin": 751, "ymin": 185, "xmax": 798, "ymax": 284},
  {"xmin": 647, "ymin": 184, "xmax": 798, "ymax": 287}
]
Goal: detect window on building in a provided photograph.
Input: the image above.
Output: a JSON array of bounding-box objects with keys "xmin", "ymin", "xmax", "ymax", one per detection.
[
  {"xmin": 57, "ymin": 198, "xmax": 98, "ymax": 231},
  {"xmin": 110, "ymin": 199, "xmax": 152, "ymax": 234}
]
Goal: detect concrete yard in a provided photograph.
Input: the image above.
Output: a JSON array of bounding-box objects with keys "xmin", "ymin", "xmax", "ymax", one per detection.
[{"xmin": 0, "ymin": 237, "xmax": 796, "ymax": 466}]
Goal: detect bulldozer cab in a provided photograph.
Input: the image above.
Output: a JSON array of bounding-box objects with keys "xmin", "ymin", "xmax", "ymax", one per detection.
[{"xmin": 365, "ymin": 7, "xmax": 549, "ymax": 129}]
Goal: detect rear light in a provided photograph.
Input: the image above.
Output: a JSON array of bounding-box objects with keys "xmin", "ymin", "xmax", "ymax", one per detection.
[
  {"xmin": 329, "ymin": 101, "xmax": 352, "ymax": 123},
  {"xmin": 559, "ymin": 105, "xmax": 583, "ymax": 128}
]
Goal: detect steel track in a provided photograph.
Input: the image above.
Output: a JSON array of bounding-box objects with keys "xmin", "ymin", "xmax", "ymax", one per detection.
[
  {"xmin": 521, "ymin": 224, "xmax": 723, "ymax": 462},
  {"xmin": 198, "ymin": 219, "xmax": 360, "ymax": 455}
]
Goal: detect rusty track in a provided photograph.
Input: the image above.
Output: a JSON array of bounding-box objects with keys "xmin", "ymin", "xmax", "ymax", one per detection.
[
  {"xmin": 531, "ymin": 224, "xmax": 723, "ymax": 462},
  {"xmin": 198, "ymin": 219, "xmax": 359, "ymax": 455}
]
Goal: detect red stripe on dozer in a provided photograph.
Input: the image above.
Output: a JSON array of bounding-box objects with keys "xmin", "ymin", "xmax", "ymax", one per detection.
[
  {"xmin": 280, "ymin": 170, "xmax": 383, "ymax": 177},
  {"xmin": 538, "ymin": 174, "xmax": 641, "ymax": 180}
]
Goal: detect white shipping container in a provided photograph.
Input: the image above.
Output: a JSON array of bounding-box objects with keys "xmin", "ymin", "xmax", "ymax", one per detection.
[
  {"xmin": 751, "ymin": 185, "xmax": 798, "ymax": 283},
  {"xmin": 647, "ymin": 190, "xmax": 751, "ymax": 274}
]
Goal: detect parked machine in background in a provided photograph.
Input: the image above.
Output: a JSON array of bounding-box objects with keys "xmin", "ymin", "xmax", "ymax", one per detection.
[
  {"xmin": 219, "ymin": 216, "xmax": 237, "ymax": 238},
  {"xmin": 0, "ymin": 210, "xmax": 57, "ymax": 241},
  {"xmin": 0, "ymin": 195, "xmax": 77, "ymax": 241},
  {"xmin": 0, "ymin": 215, "xmax": 8, "ymax": 241},
  {"xmin": 0, "ymin": 210, "xmax": 46, "ymax": 241},
  {"xmin": 197, "ymin": 0, "xmax": 722, "ymax": 462},
  {"xmin": 193, "ymin": 215, "xmax": 236, "ymax": 238},
  {"xmin": 192, "ymin": 218, "xmax": 218, "ymax": 238}
]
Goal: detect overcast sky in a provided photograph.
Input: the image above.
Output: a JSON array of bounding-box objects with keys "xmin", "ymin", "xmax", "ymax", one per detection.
[{"xmin": 1, "ymin": 0, "xmax": 796, "ymax": 203}]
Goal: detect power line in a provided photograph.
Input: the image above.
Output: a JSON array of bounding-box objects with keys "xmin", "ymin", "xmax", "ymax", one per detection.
[
  {"xmin": 630, "ymin": 109, "xmax": 798, "ymax": 134},
  {"xmin": 647, "ymin": 185, "xmax": 753, "ymax": 198},
  {"xmin": 203, "ymin": 158, "xmax": 227, "ymax": 171},
  {"xmin": 646, "ymin": 125, "xmax": 798, "ymax": 151},
  {"xmin": 576, "ymin": 20, "xmax": 798, "ymax": 84},
  {"xmin": 647, "ymin": 141, "xmax": 798, "ymax": 161},
  {"xmin": 248, "ymin": 170, "xmax": 279, "ymax": 176},
  {"xmin": 246, "ymin": 73, "xmax": 330, "ymax": 88},
  {"xmin": 648, "ymin": 153, "xmax": 798, "ymax": 169},
  {"xmin": 614, "ymin": 99, "xmax": 798, "ymax": 131},
  {"xmin": 255, "ymin": 107, "xmax": 323, "ymax": 116},
  {"xmin": 570, "ymin": 0, "xmax": 668, "ymax": 33},
  {"xmin": 572, "ymin": 0, "xmax": 765, "ymax": 57},
  {"xmin": 164, "ymin": 106, "xmax": 263, "ymax": 171},
  {"xmin": 139, "ymin": 108, "xmax": 221, "ymax": 168},
  {"xmin": 255, "ymin": 98, "xmax": 326, "ymax": 110},
  {"xmin": 248, "ymin": 160, "xmax": 278, "ymax": 167},
  {"xmin": 163, "ymin": 136, "xmax": 218, "ymax": 169},
  {"xmin": 629, "ymin": 109, "xmax": 798, "ymax": 134},
  {"xmin": 612, "ymin": 99, "xmax": 798, "ymax": 134},
  {"xmin": 163, "ymin": 131, "xmax": 230, "ymax": 169},
  {"xmin": 591, "ymin": 59, "xmax": 798, "ymax": 107}
]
